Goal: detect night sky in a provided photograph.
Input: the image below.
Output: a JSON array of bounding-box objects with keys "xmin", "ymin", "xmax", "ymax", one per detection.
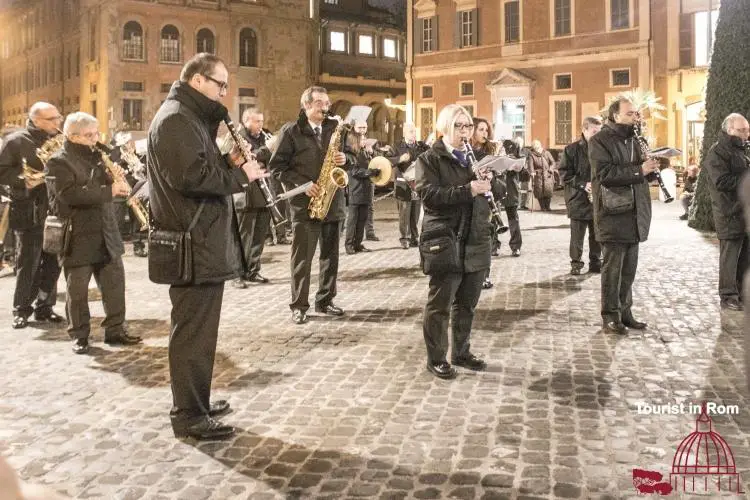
[{"xmin": 368, "ymin": 0, "xmax": 405, "ymax": 16}]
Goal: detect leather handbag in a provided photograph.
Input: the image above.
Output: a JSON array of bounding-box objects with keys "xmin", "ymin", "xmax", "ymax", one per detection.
[
  {"xmin": 148, "ymin": 202, "xmax": 205, "ymax": 285},
  {"xmin": 418, "ymin": 226, "xmax": 462, "ymax": 275},
  {"xmin": 42, "ymin": 215, "xmax": 71, "ymax": 255},
  {"xmin": 600, "ymin": 185, "xmax": 634, "ymax": 215}
]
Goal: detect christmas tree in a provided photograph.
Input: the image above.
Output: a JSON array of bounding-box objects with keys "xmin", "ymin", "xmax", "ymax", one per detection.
[{"xmin": 688, "ymin": 0, "xmax": 750, "ymax": 231}]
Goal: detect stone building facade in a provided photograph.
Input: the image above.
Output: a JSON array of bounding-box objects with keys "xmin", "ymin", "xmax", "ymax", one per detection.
[
  {"xmin": 407, "ymin": 0, "xmax": 718, "ymax": 167},
  {"xmin": 1, "ymin": 0, "xmax": 318, "ymax": 136}
]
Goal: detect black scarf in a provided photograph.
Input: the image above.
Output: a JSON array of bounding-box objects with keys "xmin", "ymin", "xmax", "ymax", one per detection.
[
  {"xmin": 26, "ymin": 119, "xmax": 55, "ymax": 143},
  {"xmin": 166, "ymin": 80, "xmax": 228, "ymax": 139}
]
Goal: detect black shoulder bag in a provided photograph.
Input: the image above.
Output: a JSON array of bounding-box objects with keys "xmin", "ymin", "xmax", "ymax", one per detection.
[
  {"xmin": 148, "ymin": 201, "xmax": 205, "ymax": 285},
  {"xmin": 418, "ymin": 211, "xmax": 466, "ymax": 276}
]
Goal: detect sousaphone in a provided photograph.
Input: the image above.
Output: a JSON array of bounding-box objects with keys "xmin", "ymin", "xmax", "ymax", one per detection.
[{"xmin": 367, "ymin": 156, "xmax": 393, "ymax": 187}]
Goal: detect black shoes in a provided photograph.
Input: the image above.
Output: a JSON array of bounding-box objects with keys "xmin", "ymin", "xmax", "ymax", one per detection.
[
  {"xmin": 622, "ymin": 317, "xmax": 648, "ymax": 330},
  {"xmin": 246, "ymin": 273, "xmax": 269, "ymax": 284},
  {"xmin": 452, "ymin": 353, "xmax": 487, "ymax": 371},
  {"xmin": 72, "ymin": 338, "xmax": 89, "ymax": 354},
  {"xmin": 208, "ymin": 400, "xmax": 231, "ymax": 417},
  {"xmin": 315, "ymin": 303, "xmax": 344, "ymax": 316},
  {"xmin": 345, "ymin": 245, "xmax": 356, "ymax": 255},
  {"xmin": 400, "ymin": 241, "xmax": 410, "ymax": 250},
  {"xmin": 511, "ymin": 249, "xmax": 521, "ymax": 257},
  {"xmin": 426, "ymin": 361, "xmax": 457, "ymax": 379},
  {"xmin": 232, "ymin": 278, "xmax": 248, "ymax": 289},
  {"xmin": 366, "ymin": 234, "xmax": 380, "ymax": 242},
  {"xmin": 12, "ymin": 315, "xmax": 28, "ymax": 329},
  {"xmin": 173, "ymin": 416, "xmax": 235, "ymax": 440},
  {"xmin": 354, "ymin": 246, "xmax": 371, "ymax": 253},
  {"xmin": 679, "ymin": 213, "xmax": 689, "ymax": 220},
  {"xmin": 34, "ymin": 310, "xmax": 64, "ymax": 323},
  {"xmin": 482, "ymin": 278, "xmax": 493, "ymax": 289},
  {"xmin": 291, "ymin": 309, "xmax": 308, "ymax": 324},
  {"xmin": 588, "ymin": 261, "xmax": 601, "ymax": 273},
  {"xmin": 104, "ymin": 332, "xmax": 143, "ymax": 345},
  {"xmin": 409, "ymin": 240, "xmax": 418, "ymax": 248},
  {"xmin": 133, "ymin": 242, "xmax": 148, "ymax": 257},
  {"xmin": 603, "ymin": 321, "xmax": 628, "ymax": 335},
  {"xmin": 570, "ymin": 266, "xmax": 582, "ymax": 276},
  {"xmin": 346, "ymin": 245, "xmax": 371, "ymax": 254},
  {"xmin": 721, "ymin": 298, "xmax": 743, "ymax": 311}
]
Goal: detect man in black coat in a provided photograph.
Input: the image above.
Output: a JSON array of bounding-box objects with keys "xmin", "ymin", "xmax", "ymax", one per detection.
[
  {"xmin": 0, "ymin": 102, "xmax": 64, "ymax": 329},
  {"xmin": 705, "ymin": 113, "xmax": 750, "ymax": 311},
  {"xmin": 501, "ymin": 139, "xmax": 524, "ymax": 256},
  {"xmin": 269, "ymin": 86, "xmax": 354, "ymax": 325},
  {"xmin": 590, "ymin": 98, "xmax": 659, "ymax": 335},
  {"xmin": 147, "ymin": 53, "xmax": 267, "ymax": 440},
  {"xmin": 345, "ymin": 128, "xmax": 381, "ymax": 254},
  {"xmin": 45, "ymin": 112, "xmax": 142, "ymax": 355},
  {"xmin": 231, "ymin": 106, "xmax": 276, "ymax": 288},
  {"xmin": 391, "ymin": 122, "xmax": 427, "ymax": 249},
  {"xmin": 559, "ymin": 116, "xmax": 603, "ymax": 275}
]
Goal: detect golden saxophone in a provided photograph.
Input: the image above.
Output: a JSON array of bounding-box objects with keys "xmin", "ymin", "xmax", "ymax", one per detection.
[
  {"xmin": 308, "ymin": 117, "xmax": 350, "ymax": 220},
  {"xmin": 95, "ymin": 143, "xmax": 149, "ymax": 231},
  {"xmin": 31, "ymin": 133, "xmax": 65, "ymax": 186}
]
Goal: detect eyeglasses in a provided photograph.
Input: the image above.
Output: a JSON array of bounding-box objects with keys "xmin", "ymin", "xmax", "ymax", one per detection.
[
  {"xmin": 202, "ymin": 74, "xmax": 229, "ymax": 92},
  {"xmin": 75, "ymin": 131, "xmax": 100, "ymax": 139},
  {"xmin": 40, "ymin": 115, "xmax": 63, "ymax": 122},
  {"xmin": 454, "ymin": 123, "xmax": 474, "ymax": 130}
]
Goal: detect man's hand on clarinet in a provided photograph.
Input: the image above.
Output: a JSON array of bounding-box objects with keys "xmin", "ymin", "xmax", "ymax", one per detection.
[
  {"xmin": 305, "ymin": 183, "xmax": 321, "ymax": 198},
  {"xmin": 470, "ymin": 179, "xmax": 491, "ymax": 197},
  {"xmin": 584, "ymin": 182, "xmax": 592, "ymax": 193},
  {"xmin": 333, "ymin": 152, "xmax": 346, "ymax": 166},
  {"xmin": 241, "ymin": 159, "xmax": 269, "ymax": 183},
  {"xmin": 229, "ymin": 143, "xmax": 251, "ymax": 167},
  {"xmin": 642, "ymin": 158, "xmax": 659, "ymax": 175}
]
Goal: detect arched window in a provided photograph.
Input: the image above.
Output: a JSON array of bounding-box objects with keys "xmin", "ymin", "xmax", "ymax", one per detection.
[
  {"xmin": 122, "ymin": 21, "xmax": 144, "ymax": 60},
  {"xmin": 239, "ymin": 28, "xmax": 257, "ymax": 67},
  {"xmin": 196, "ymin": 28, "xmax": 215, "ymax": 55},
  {"xmin": 160, "ymin": 24, "xmax": 180, "ymax": 63}
]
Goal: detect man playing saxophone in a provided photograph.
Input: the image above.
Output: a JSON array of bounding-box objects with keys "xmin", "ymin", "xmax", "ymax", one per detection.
[
  {"xmin": 269, "ymin": 86, "xmax": 355, "ymax": 325},
  {"xmin": 0, "ymin": 102, "xmax": 64, "ymax": 329}
]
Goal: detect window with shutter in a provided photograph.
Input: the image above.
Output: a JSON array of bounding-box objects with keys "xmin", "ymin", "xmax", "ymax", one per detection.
[
  {"xmin": 554, "ymin": 100, "xmax": 573, "ymax": 145},
  {"xmin": 504, "ymin": 1, "xmax": 520, "ymax": 44}
]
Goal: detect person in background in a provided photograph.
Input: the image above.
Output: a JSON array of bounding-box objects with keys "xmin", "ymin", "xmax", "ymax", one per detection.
[
  {"xmin": 527, "ymin": 139, "xmax": 557, "ymax": 211},
  {"xmin": 345, "ymin": 122, "xmax": 381, "ymax": 254},
  {"xmin": 679, "ymin": 161, "xmax": 699, "ymax": 220},
  {"xmin": 391, "ymin": 122, "xmax": 427, "ymax": 249}
]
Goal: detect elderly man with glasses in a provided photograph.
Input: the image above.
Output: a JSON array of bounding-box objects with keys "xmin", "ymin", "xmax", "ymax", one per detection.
[
  {"xmin": 0, "ymin": 102, "xmax": 65, "ymax": 329},
  {"xmin": 45, "ymin": 112, "xmax": 141, "ymax": 354}
]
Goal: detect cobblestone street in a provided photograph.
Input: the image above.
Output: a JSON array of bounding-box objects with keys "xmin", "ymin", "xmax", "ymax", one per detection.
[{"xmin": 0, "ymin": 195, "xmax": 748, "ymax": 500}]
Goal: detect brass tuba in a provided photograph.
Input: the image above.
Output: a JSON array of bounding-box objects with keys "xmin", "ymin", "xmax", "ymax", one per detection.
[{"xmin": 308, "ymin": 119, "xmax": 349, "ymax": 220}]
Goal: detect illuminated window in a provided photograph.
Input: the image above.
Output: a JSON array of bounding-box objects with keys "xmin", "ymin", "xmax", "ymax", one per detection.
[
  {"xmin": 358, "ymin": 34, "xmax": 373, "ymax": 55},
  {"xmin": 330, "ymin": 30, "xmax": 346, "ymax": 52},
  {"xmin": 694, "ymin": 10, "xmax": 719, "ymax": 66},
  {"xmin": 383, "ymin": 38, "xmax": 397, "ymax": 59}
]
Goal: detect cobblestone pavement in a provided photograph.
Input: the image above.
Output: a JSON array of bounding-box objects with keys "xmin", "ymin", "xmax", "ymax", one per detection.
[{"xmin": 0, "ymin": 195, "xmax": 748, "ymax": 500}]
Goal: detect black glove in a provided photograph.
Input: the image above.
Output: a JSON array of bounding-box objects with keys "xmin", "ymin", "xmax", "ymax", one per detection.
[{"xmin": 368, "ymin": 168, "xmax": 381, "ymax": 176}]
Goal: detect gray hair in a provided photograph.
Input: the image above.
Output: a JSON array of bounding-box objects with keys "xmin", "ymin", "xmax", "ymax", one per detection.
[
  {"xmin": 722, "ymin": 113, "xmax": 747, "ymax": 132},
  {"xmin": 435, "ymin": 104, "xmax": 472, "ymax": 138},
  {"xmin": 29, "ymin": 101, "xmax": 56, "ymax": 119},
  {"xmin": 582, "ymin": 115, "xmax": 602, "ymax": 130},
  {"xmin": 241, "ymin": 106, "xmax": 262, "ymax": 122},
  {"xmin": 63, "ymin": 112, "xmax": 99, "ymax": 137},
  {"xmin": 300, "ymin": 86, "xmax": 328, "ymax": 108}
]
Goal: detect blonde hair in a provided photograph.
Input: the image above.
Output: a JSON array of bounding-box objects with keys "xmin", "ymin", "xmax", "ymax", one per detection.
[{"xmin": 435, "ymin": 104, "xmax": 472, "ymax": 140}]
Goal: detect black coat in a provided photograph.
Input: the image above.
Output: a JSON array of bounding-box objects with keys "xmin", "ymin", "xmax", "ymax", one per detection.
[
  {"xmin": 234, "ymin": 126, "xmax": 273, "ymax": 210},
  {"xmin": 0, "ymin": 122, "xmax": 57, "ymax": 230},
  {"xmin": 589, "ymin": 122, "xmax": 653, "ymax": 244},
  {"xmin": 147, "ymin": 81, "xmax": 250, "ymax": 285},
  {"xmin": 705, "ymin": 131, "xmax": 749, "ymax": 240},
  {"xmin": 348, "ymin": 150, "xmax": 379, "ymax": 205},
  {"xmin": 559, "ymin": 136, "xmax": 594, "ymax": 220},
  {"xmin": 415, "ymin": 140, "xmax": 491, "ymax": 274},
  {"xmin": 391, "ymin": 140, "xmax": 428, "ymax": 172},
  {"xmin": 269, "ymin": 110, "xmax": 355, "ymax": 223},
  {"xmin": 45, "ymin": 141, "xmax": 124, "ymax": 267}
]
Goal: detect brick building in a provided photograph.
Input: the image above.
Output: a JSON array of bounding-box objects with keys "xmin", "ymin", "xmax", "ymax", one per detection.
[
  {"xmin": 0, "ymin": 0, "xmax": 318, "ymax": 136},
  {"xmin": 320, "ymin": 0, "xmax": 406, "ymax": 144},
  {"xmin": 407, "ymin": 0, "xmax": 719, "ymax": 166}
]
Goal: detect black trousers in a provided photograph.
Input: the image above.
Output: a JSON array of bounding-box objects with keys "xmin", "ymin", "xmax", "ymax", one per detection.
[
  {"xmin": 601, "ymin": 242, "xmax": 639, "ymax": 322},
  {"xmin": 423, "ymin": 270, "xmax": 484, "ymax": 364},
  {"xmin": 366, "ymin": 185, "xmax": 376, "ymax": 237},
  {"xmin": 290, "ymin": 219, "xmax": 340, "ymax": 311},
  {"xmin": 719, "ymin": 236, "xmax": 749, "ymax": 300},
  {"xmin": 168, "ymin": 282, "xmax": 224, "ymax": 423},
  {"xmin": 237, "ymin": 209, "xmax": 271, "ymax": 277},
  {"xmin": 570, "ymin": 219, "xmax": 601, "ymax": 267},
  {"xmin": 398, "ymin": 200, "xmax": 420, "ymax": 244},
  {"xmin": 13, "ymin": 228, "xmax": 60, "ymax": 317},
  {"xmin": 63, "ymin": 257, "xmax": 125, "ymax": 340},
  {"xmin": 505, "ymin": 205, "xmax": 522, "ymax": 251},
  {"xmin": 536, "ymin": 196, "xmax": 552, "ymax": 211},
  {"xmin": 345, "ymin": 204, "xmax": 368, "ymax": 249}
]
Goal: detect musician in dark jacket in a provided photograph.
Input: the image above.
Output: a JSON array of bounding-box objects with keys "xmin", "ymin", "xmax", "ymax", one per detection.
[
  {"xmin": 391, "ymin": 123, "xmax": 427, "ymax": 249},
  {"xmin": 0, "ymin": 102, "xmax": 64, "ymax": 329},
  {"xmin": 416, "ymin": 104, "xmax": 491, "ymax": 379},
  {"xmin": 231, "ymin": 106, "xmax": 276, "ymax": 288},
  {"xmin": 559, "ymin": 116, "xmax": 603, "ymax": 275},
  {"xmin": 705, "ymin": 113, "xmax": 750, "ymax": 311},
  {"xmin": 501, "ymin": 139, "xmax": 524, "ymax": 256},
  {"xmin": 148, "ymin": 53, "xmax": 267, "ymax": 440},
  {"xmin": 345, "ymin": 126, "xmax": 381, "ymax": 254},
  {"xmin": 45, "ymin": 112, "xmax": 142, "ymax": 354},
  {"xmin": 269, "ymin": 86, "xmax": 354, "ymax": 325},
  {"xmin": 589, "ymin": 97, "xmax": 659, "ymax": 335}
]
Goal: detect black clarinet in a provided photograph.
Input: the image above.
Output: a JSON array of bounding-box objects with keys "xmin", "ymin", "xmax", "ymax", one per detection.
[
  {"xmin": 223, "ymin": 118, "xmax": 287, "ymax": 227},
  {"xmin": 634, "ymin": 121, "xmax": 674, "ymax": 203},
  {"xmin": 463, "ymin": 139, "xmax": 509, "ymax": 234}
]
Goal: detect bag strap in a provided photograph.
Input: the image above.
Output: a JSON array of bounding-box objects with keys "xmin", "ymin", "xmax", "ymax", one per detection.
[{"xmin": 187, "ymin": 200, "xmax": 206, "ymax": 233}]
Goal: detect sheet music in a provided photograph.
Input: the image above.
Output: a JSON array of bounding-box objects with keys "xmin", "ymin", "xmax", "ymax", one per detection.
[
  {"xmin": 344, "ymin": 106, "xmax": 372, "ymax": 125},
  {"xmin": 474, "ymin": 155, "xmax": 526, "ymax": 174}
]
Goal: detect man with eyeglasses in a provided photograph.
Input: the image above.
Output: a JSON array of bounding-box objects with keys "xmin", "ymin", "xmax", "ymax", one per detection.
[
  {"xmin": 269, "ymin": 86, "xmax": 354, "ymax": 325},
  {"xmin": 148, "ymin": 53, "xmax": 268, "ymax": 440},
  {"xmin": 0, "ymin": 101, "xmax": 65, "ymax": 329},
  {"xmin": 705, "ymin": 113, "xmax": 750, "ymax": 312}
]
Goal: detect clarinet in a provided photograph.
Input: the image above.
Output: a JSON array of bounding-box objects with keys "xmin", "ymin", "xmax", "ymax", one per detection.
[
  {"xmin": 634, "ymin": 121, "xmax": 674, "ymax": 203},
  {"xmin": 463, "ymin": 139, "xmax": 509, "ymax": 234},
  {"xmin": 223, "ymin": 118, "xmax": 287, "ymax": 227}
]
